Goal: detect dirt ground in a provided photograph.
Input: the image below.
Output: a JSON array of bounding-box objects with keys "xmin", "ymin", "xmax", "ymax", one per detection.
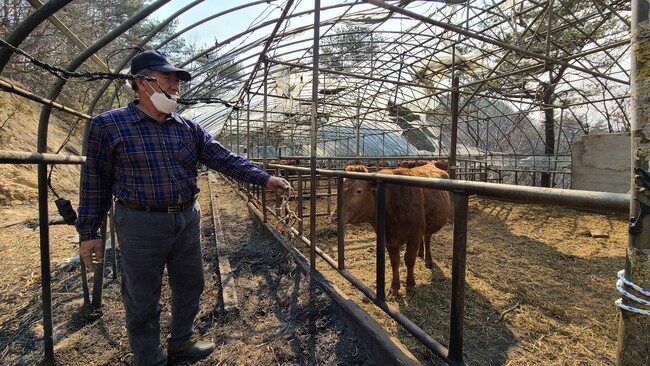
[{"xmin": 0, "ymin": 172, "xmax": 378, "ymax": 366}]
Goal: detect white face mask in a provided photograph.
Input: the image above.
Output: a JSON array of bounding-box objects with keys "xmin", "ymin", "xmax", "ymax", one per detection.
[{"xmin": 145, "ymin": 81, "xmax": 178, "ymax": 114}]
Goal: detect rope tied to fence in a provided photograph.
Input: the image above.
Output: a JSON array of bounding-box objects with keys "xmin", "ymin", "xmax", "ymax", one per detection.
[
  {"xmin": 615, "ymin": 269, "xmax": 650, "ymax": 315},
  {"xmin": 277, "ymin": 184, "xmax": 301, "ymax": 238}
]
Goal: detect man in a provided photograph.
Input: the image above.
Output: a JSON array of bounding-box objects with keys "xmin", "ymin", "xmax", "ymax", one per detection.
[{"xmin": 75, "ymin": 50, "xmax": 289, "ymax": 365}]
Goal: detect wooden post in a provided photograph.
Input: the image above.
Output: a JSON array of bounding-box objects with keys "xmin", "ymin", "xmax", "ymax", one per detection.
[{"xmin": 617, "ymin": 0, "xmax": 650, "ymax": 364}]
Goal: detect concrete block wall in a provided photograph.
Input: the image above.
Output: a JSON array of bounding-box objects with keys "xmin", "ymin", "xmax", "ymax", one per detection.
[{"xmin": 571, "ymin": 133, "xmax": 631, "ymax": 193}]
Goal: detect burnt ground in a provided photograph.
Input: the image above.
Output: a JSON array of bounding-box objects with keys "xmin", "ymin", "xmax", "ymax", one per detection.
[{"xmin": 0, "ymin": 172, "xmax": 378, "ymax": 366}]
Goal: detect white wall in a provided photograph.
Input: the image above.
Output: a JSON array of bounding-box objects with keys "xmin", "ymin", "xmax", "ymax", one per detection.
[{"xmin": 571, "ymin": 133, "xmax": 631, "ymax": 193}]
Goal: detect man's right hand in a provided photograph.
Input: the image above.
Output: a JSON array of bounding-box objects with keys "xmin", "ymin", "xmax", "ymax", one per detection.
[{"xmin": 80, "ymin": 238, "xmax": 103, "ymax": 272}]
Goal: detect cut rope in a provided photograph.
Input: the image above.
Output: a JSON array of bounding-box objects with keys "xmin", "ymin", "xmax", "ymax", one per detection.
[{"xmin": 615, "ymin": 269, "xmax": 650, "ymax": 315}]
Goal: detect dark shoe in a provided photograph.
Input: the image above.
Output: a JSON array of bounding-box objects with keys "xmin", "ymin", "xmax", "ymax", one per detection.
[{"xmin": 169, "ymin": 334, "xmax": 215, "ymax": 361}]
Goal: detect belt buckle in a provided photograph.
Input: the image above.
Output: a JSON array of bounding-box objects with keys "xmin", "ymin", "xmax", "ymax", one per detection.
[{"xmin": 167, "ymin": 205, "xmax": 182, "ymax": 214}]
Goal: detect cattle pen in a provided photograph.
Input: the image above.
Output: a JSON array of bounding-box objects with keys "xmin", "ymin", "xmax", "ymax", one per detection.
[
  {"xmin": 0, "ymin": 1, "xmax": 649, "ymax": 365},
  {"xmin": 229, "ymin": 162, "xmax": 631, "ymax": 365}
]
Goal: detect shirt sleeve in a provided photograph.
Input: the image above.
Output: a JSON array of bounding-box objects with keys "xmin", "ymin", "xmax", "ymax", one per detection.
[
  {"xmin": 193, "ymin": 123, "xmax": 271, "ymax": 187},
  {"xmin": 74, "ymin": 117, "xmax": 115, "ymax": 241}
]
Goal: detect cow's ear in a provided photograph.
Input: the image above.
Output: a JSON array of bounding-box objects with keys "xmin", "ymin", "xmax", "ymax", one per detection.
[{"xmin": 369, "ymin": 181, "xmax": 378, "ymax": 193}]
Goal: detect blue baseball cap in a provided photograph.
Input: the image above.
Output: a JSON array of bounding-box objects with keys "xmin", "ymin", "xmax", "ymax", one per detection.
[{"xmin": 130, "ymin": 50, "xmax": 192, "ymax": 81}]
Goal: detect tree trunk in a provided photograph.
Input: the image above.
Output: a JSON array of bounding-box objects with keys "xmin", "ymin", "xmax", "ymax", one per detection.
[{"xmin": 541, "ymin": 100, "xmax": 555, "ymax": 187}]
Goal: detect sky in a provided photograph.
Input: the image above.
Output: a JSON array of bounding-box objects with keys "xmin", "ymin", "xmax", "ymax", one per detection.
[
  {"xmin": 150, "ymin": 0, "xmax": 321, "ymax": 49},
  {"xmin": 150, "ymin": 1, "xmax": 269, "ymax": 47}
]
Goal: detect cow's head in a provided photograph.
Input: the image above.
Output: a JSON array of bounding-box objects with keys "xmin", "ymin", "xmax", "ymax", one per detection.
[{"xmin": 330, "ymin": 165, "xmax": 376, "ymax": 225}]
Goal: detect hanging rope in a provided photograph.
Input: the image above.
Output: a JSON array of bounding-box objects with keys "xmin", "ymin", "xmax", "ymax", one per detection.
[
  {"xmin": 0, "ymin": 39, "xmax": 235, "ymax": 107},
  {"xmin": 0, "ymin": 38, "xmax": 134, "ymax": 82},
  {"xmin": 275, "ymin": 183, "xmax": 301, "ymax": 239}
]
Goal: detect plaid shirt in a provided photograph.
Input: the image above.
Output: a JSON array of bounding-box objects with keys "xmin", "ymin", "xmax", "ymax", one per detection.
[{"xmin": 75, "ymin": 102, "xmax": 270, "ymax": 241}]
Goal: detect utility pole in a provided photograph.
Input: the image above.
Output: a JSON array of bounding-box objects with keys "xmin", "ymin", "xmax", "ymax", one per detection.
[{"xmin": 617, "ymin": 0, "xmax": 650, "ymax": 364}]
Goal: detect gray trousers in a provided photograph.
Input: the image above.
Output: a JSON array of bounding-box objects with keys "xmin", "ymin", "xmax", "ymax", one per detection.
[{"xmin": 114, "ymin": 201, "xmax": 204, "ymax": 366}]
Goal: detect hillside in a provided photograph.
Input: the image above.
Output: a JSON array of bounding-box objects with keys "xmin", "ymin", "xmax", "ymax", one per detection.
[{"xmin": 0, "ymin": 86, "xmax": 84, "ymax": 206}]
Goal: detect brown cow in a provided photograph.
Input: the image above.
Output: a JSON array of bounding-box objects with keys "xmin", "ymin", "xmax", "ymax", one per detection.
[
  {"xmin": 331, "ymin": 165, "xmax": 426, "ymax": 295},
  {"xmin": 432, "ymin": 159, "xmax": 448, "ymax": 172},
  {"xmin": 409, "ymin": 163, "xmax": 451, "ymax": 268},
  {"xmin": 401, "ymin": 159, "xmax": 448, "ymax": 171},
  {"xmin": 400, "ymin": 160, "xmax": 427, "ymax": 168}
]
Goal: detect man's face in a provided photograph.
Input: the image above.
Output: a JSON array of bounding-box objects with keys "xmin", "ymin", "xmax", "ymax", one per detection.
[{"xmin": 147, "ymin": 70, "xmax": 181, "ymax": 96}]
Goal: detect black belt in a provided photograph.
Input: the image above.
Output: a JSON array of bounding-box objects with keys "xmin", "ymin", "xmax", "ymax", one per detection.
[{"xmin": 117, "ymin": 198, "xmax": 195, "ymax": 213}]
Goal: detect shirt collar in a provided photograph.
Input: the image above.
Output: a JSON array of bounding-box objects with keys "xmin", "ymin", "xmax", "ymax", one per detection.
[{"xmin": 128, "ymin": 101, "xmax": 183, "ymax": 124}]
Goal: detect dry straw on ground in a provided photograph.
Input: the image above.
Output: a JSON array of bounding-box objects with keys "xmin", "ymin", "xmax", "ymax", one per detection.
[{"xmin": 277, "ymin": 184, "xmax": 627, "ymax": 365}]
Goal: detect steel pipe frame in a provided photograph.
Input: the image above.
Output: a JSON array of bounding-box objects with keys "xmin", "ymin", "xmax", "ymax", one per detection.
[
  {"xmin": 250, "ymin": 55, "xmax": 628, "ymax": 131},
  {"xmin": 0, "ymin": 150, "xmax": 85, "ymax": 164},
  {"xmin": 619, "ymin": 0, "xmax": 650, "ymax": 363},
  {"xmin": 0, "ymin": 0, "xmax": 632, "ymax": 364},
  {"xmin": 0, "ymin": 0, "xmax": 73, "ymax": 72},
  {"xmin": 363, "ymin": 0, "xmax": 627, "ymax": 85},
  {"xmin": 189, "ymin": 0, "xmax": 630, "ymax": 152},
  {"xmin": 179, "ymin": 2, "xmax": 365, "ymax": 105},
  {"xmin": 0, "ymin": 79, "xmax": 91, "ymax": 120},
  {"xmin": 319, "ymin": 168, "xmax": 629, "ymax": 214},
  {"xmin": 238, "ymin": 0, "xmax": 295, "ymax": 102}
]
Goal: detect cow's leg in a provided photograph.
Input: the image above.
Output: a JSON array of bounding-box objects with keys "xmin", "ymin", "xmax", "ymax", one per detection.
[
  {"xmin": 423, "ymin": 234, "xmax": 433, "ymax": 268},
  {"xmin": 404, "ymin": 238, "xmax": 420, "ymax": 294},
  {"xmin": 418, "ymin": 239, "xmax": 424, "ymax": 258},
  {"xmin": 386, "ymin": 246, "xmax": 401, "ymax": 295}
]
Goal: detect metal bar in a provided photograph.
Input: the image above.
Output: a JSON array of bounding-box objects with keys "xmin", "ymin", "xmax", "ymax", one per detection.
[
  {"xmin": 375, "ymin": 180, "xmax": 386, "ymax": 302},
  {"xmin": 238, "ymin": 0, "xmax": 295, "ymax": 99},
  {"xmin": 298, "ymin": 172, "xmax": 304, "ymax": 235},
  {"xmin": 336, "ymin": 176, "xmax": 345, "ymax": 270},
  {"xmin": 37, "ymin": 162, "xmax": 54, "ymax": 365},
  {"xmin": 449, "ymin": 76, "xmax": 459, "ymax": 180},
  {"xmin": 310, "ymin": 0, "xmax": 321, "ymax": 273},
  {"xmin": 448, "ymin": 192, "xmax": 469, "ymax": 365},
  {"xmin": 262, "ymin": 60, "xmax": 269, "ymax": 223},
  {"xmin": 236, "ymin": 110, "xmax": 240, "ymax": 155},
  {"xmin": 317, "ymin": 168, "xmax": 629, "ymax": 215},
  {"xmin": 0, "ymin": 150, "xmax": 85, "ymax": 164},
  {"xmin": 0, "ymin": 80, "xmax": 91, "ymax": 120},
  {"xmin": 617, "ymin": 0, "xmax": 650, "ymax": 362}
]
